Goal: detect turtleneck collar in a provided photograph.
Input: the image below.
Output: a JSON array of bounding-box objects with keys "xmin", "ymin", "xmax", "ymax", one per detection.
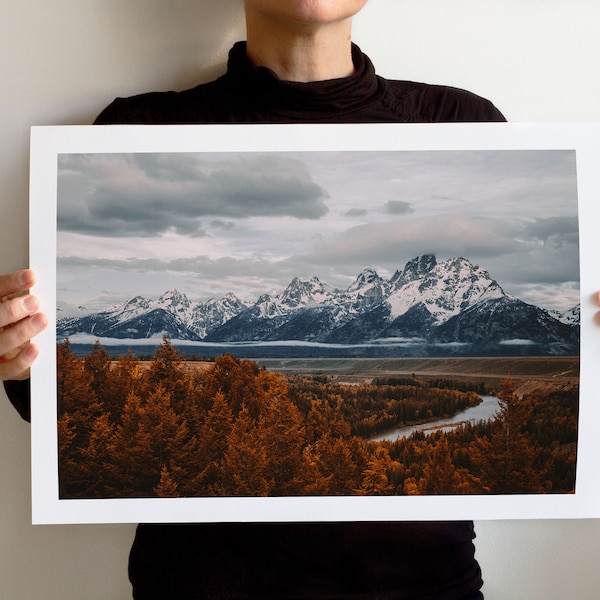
[{"xmin": 220, "ymin": 41, "xmax": 392, "ymax": 121}]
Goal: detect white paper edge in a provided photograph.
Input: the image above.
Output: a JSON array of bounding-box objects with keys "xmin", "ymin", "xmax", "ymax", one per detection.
[{"xmin": 29, "ymin": 122, "xmax": 600, "ymax": 524}]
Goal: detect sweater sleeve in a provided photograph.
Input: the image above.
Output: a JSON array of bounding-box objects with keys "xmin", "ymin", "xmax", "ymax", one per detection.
[{"xmin": 3, "ymin": 379, "xmax": 31, "ymax": 422}]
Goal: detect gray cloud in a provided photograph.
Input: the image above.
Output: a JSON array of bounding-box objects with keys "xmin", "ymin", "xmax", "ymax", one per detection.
[
  {"xmin": 277, "ymin": 214, "xmax": 580, "ymax": 293},
  {"xmin": 57, "ymin": 153, "xmax": 330, "ymax": 237},
  {"xmin": 343, "ymin": 208, "xmax": 368, "ymax": 218},
  {"xmin": 56, "ymin": 147, "xmax": 580, "ymax": 312},
  {"xmin": 69, "ymin": 213, "xmax": 573, "ymax": 290},
  {"xmin": 57, "ymin": 253, "xmax": 287, "ymax": 285},
  {"xmin": 210, "ymin": 220, "xmax": 236, "ymax": 231},
  {"xmin": 304, "ymin": 215, "xmax": 515, "ymax": 268},
  {"xmin": 519, "ymin": 216, "xmax": 579, "ymax": 244},
  {"xmin": 384, "ymin": 200, "xmax": 413, "ymax": 215}
]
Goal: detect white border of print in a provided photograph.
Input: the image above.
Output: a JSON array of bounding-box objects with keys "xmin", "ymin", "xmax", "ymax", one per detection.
[{"xmin": 29, "ymin": 123, "xmax": 600, "ymax": 525}]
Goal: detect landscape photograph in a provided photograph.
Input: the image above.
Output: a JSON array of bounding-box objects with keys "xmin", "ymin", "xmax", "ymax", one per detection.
[{"xmin": 54, "ymin": 145, "xmax": 580, "ymax": 501}]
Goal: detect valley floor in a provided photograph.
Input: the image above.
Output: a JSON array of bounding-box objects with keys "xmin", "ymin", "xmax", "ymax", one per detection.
[{"xmin": 241, "ymin": 355, "xmax": 579, "ymax": 392}]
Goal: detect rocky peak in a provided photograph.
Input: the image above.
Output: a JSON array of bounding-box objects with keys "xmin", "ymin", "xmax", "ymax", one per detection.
[
  {"xmin": 158, "ymin": 289, "xmax": 188, "ymax": 304},
  {"xmin": 280, "ymin": 276, "xmax": 329, "ymax": 308},
  {"xmin": 347, "ymin": 268, "xmax": 382, "ymax": 293},
  {"xmin": 123, "ymin": 295, "xmax": 150, "ymax": 310},
  {"xmin": 156, "ymin": 289, "xmax": 192, "ymax": 315},
  {"xmin": 391, "ymin": 255, "xmax": 437, "ymax": 287}
]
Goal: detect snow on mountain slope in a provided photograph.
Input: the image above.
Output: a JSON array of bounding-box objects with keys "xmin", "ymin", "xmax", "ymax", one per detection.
[
  {"xmin": 56, "ymin": 255, "xmax": 580, "ymax": 355},
  {"xmin": 386, "ymin": 256, "xmax": 504, "ymax": 323}
]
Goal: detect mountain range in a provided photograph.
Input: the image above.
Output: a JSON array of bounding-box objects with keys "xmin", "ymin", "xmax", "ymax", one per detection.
[{"xmin": 56, "ymin": 255, "xmax": 580, "ymax": 356}]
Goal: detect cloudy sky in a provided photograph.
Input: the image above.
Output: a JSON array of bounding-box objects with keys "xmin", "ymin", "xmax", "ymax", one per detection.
[{"xmin": 56, "ymin": 148, "xmax": 579, "ymax": 312}]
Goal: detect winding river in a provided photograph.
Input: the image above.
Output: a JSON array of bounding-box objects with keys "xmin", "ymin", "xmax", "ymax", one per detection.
[{"xmin": 371, "ymin": 395, "xmax": 502, "ymax": 442}]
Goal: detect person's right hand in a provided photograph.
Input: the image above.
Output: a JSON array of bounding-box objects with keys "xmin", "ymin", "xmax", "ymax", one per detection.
[{"xmin": 0, "ymin": 270, "xmax": 47, "ymax": 381}]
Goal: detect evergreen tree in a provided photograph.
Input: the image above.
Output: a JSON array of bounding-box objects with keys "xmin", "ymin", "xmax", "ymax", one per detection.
[
  {"xmin": 314, "ymin": 435, "xmax": 361, "ymax": 495},
  {"xmin": 154, "ymin": 465, "xmax": 180, "ymax": 498},
  {"xmin": 147, "ymin": 337, "xmax": 197, "ymax": 414},
  {"xmin": 359, "ymin": 446, "xmax": 397, "ymax": 495},
  {"xmin": 257, "ymin": 378, "xmax": 307, "ymax": 495},
  {"xmin": 305, "ymin": 397, "xmax": 351, "ymax": 443},
  {"xmin": 57, "ymin": 339, "xmax": 104, "ymax": 496},
  {"xmin": 57, "ymin": 339, "xmax": 101, "ymax": 422},
  {"xmin": 76, "ymin": 413, "xmax": 116, "ymax": 497},
  {"xmin": 83, "ymin": 341, "xmax": 115, "ymax": 408},
  {"xmin": 200, "ymin": 354, "xmax": 263, "ymax": 417},
  {"xmin": 215, "ymin": 404, "xmax": 270, "ymax": 496},
  {"xmin": 418, "ymin": 438, "xmax": 461, "ymax": 494},
  {"xmin": 185, "ymin": 391, "xmax": 234, "ymax": 495},
  {"xmin": 105, "ymin": 391, "xmax": 155, "ymax": 496},
  {"xmin": 473, "ymin": 379, "xmax": 542, "ymax": 494},
  {"xmin": 57, "ymin": 412, "xmax": 79, "ymax": 498}
]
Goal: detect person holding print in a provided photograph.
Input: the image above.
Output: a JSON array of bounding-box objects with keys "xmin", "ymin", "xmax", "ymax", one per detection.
[{"xmin": 3, "ymin": 1, "xmax": 550, "ymax": 598}]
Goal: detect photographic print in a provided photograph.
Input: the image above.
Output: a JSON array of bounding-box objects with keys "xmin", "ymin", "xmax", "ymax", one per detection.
[{"xmin": 29, "ymin": 123, "xmax": 600, "ymax": 523}]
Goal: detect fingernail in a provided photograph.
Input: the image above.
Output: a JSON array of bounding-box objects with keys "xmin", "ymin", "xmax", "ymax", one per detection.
[
  {"xmin": 31, "ymin": 313, "xmax": 47, "ymax": 330},
  {"xmin": 18, "ymin": 269, "xmax": 34, "ymax": 287},
  {"xmin": 24, "ymin": 295, "xmax": 40, "ymax": 312}
]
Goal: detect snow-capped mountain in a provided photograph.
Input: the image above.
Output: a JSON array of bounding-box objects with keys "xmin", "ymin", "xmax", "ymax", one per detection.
[
  {"xmin": 56, "ymin": 255, "xmax": 580, "ymax": 356},
  {"xmin": 550, "ymin": 304, "xmax": 580, "ymax": 326},
  {"xmin": 57, "ymin": 289, "xmax": 249, "ymax": 342},
  {"xmin": 190, "ymin": 293, "xmax": 249, "ymax": 339},
  {"xmin": 386, "ymin": 256, "xmax": 506, "ymax": 323},
  {"xmin": 279, "ymin": 276, "xmax": 335, "ymax": 309}
]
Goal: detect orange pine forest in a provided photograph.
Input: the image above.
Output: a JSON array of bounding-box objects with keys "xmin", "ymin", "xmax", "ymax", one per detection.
[{"xmin": 57, "ymin": 338, "xmax": 578, "ymax": 499}]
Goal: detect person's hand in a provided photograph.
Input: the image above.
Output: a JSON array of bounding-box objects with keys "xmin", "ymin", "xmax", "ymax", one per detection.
[{"xmin": 0, "ymin": 270, "xmax": 47, "ymax": 381}]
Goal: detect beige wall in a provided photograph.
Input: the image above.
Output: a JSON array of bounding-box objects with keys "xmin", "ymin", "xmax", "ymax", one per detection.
[{"xmin": 1, "ymin": 1, "xmax": 599, "ymax": 598}]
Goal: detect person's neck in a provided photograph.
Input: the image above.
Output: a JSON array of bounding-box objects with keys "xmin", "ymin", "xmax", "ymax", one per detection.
[{"xmin": 245, "ymin": 14, "xmax": 355, "ymax": 83}]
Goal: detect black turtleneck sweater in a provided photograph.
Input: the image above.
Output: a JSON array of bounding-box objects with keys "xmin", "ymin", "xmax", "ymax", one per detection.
[
  {"xmin": 8, "ymin": 42, "xmax": 505, "ymax": 599},
  {"xmin": 95, "ymin": 42, "xmax": 503, "ymax": 126}
]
